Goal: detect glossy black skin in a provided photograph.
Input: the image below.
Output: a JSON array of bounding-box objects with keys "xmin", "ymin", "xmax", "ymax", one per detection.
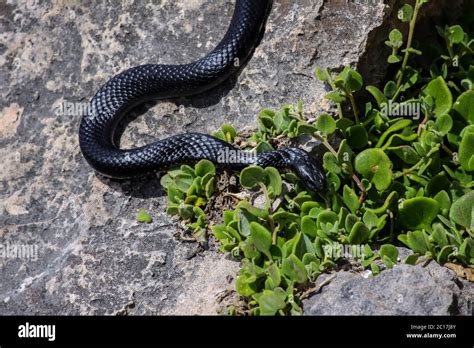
[{"xmin": 78, "ymin": 0, "xmax": 326, "ymax": 192}]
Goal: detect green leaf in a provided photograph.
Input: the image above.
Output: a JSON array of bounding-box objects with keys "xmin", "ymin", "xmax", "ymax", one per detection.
[
  {"xmin": 388, "ymin": 29, "xmax": 403, "ymax": 48},
  {"xmin": 391, "ymin": 146, "xmax": 421, "ymax": 165},
  {"xmin": 404, "ymin": 230, "xmax": 430, "ymax": 254},
  {"xmin": 363, "ymin": 210, "xmax": 379, "ymax": 229},
  {"xmin": 167, "ymin": 168, "xmax": 185, "ymax": 178},
  {"xmin": 264, "ymin": 167, "xmax": 282, "ymax": 198},
  {"xmin": 317, "ymin": 210, "xmax": 338, "ymax": 229},
  {"xmin": 458, "ymin": 129, "xmax": 474, "ymax": 171},
  {"xmin": 335, "ymin": 66, "xmax": 364, "ymax": 92},
  {"xmin": 186, "ymin": 177, "xmax": 202, "ymax": 196},
  {"xmin": 366, "ymin": 191, "xmax": 399, "ymax": 215},
  {"xmin": 301, "ymin": 201, "xmax": 321, "ymax": 215},
  {"xmin": 323, "ymin": 152, "xmax": 341, "ymax": 175},
  {"xmin": 435, "ymin": 114, "xmax": 453, "ymax": 135},
  {"xmin": 380, "ymin": 133, "xmax": 417, "ymax": 151},
  {"xmin": 343, "ymin": 185, "xmax": 360, "ymax": 214},
  {"xmin": 205, "ymin": 177, "xmax": 215, "ymax": 198},
  {"xmin": 447, "ymin": 25, "xmax": 465, "ymax": 45},
  {"xmin": 434, "ymin": 191, "xmax": 451, "ymax": 216},
  {"xmin": 375, "ymin": 119, "xmax": 412, "ymax": 148},
  {"xmin": 235, "ymin": 275, "xmax": 257, "ymax": 297},
  {"xmin": 178, "ymin": 203, "xmax": 194, "ymax": 220},
  {"xmin": 366, "ymin": 86, "xmax": 388, "ymax": 107},
  {"xmin": 160, "ymin": 174, "xmax": 173, "ymax": 190},
  {"xmin": 337, "ymin": 139, "xmax": 354, "ymax": 173},
  {"xmin": 404, "ymin": 253, "xmax": 420, "ymax": 265},
  {"xmin": 449, "ymin": 191, "xmax": 474, "ymax": 230},
  {"xmin": 422, "ymin": 76, "xmax": 453, "ymax": 117},
  {"xmin": 212, "ymin": 129, "xmax": 226, "ymax": 142},
  {"xmin": 249, "ymin": 222, "xmax": 273, "ymax": 259},
  {"xmin": 380, "ymin": 244, "xmax": 399, "ymax": 262},
  {"xmin": 388, "ymin": 54, "xmax": 402, "ymax": 64},
  {"xmin": 292, "ymin": 232, "xmax": 314, "ymax": 259},
  {"xmin": 315, "ymin": 113, "xmax": 337, "ymax": 136},
  {"xmin": 174, "ymin": 173, "xmax": 194, "ymax": 193},
  {"xmin": 382, "ymin": 255, "xmax": 394, "ymax": 269},
  {"xmin": 136, "ymin": 209, "xmax": 152, "ymax": 223},
  {"xmin": 240, "ymin": 166, "xmax": 266, "ymax": 189},
  {"xmin": 399, "ymin": 197, "xmax": 440, "ymax": 230},
  {"xmin": 181, "ymin": 165, "xmax": 195, "ymax": 176},
  {"xmin": 272, "ymin": 210, "xmax": 299, "ymax": 227},
  {"xmin": 346, "ymin": 124, "xmax": 368, "ymax": 149},
  {"xmin": 255, "ymin": 140, "xmax": 274, "ymax": 153},
  {"xmin": 325, "ymin": 91, "xmax": 346, "ymax": 103},
  {"xmin": 240, "ymin": 237, "xmax": 260, "ymax": 259},
  {"xmin": 354, "ymin": 148, "xmax": 393, "ymax": 191},
  {"xmin": 194, "ymin": 159, "xmax": 215, "ymax": 177},
  {"xmin": 326, "ymin": 172, "xmax": 341, "ymax": 191},
  {"xmin": 426, "ymin": 173, "xmax": 451, "ymax": 197},
  {"xmin": 371, "ymin": 262, "xmax": 380, "ymax": 275},
  {"xmin": 167, "ymin": 184, "xmax": 184, "ymax": 205},
  {"xmin": 348, "ymin": 222, "xmax": 370, "ymax": 244},
  {"xmin": 221, "ymin": 124, "xmax": 237, "ymax": 143},
  {"xmin": 238, "ymin": 200, "xmax": 269, "ymax": 219},
  {"xmin": 237, "ymin": 209, "xmax": 256, "ymax": 237},
  {"xmin": 399, "ymin": 67, "xmax": 420, "ymax": 92},
  {"xmin": 301, "ymin": 216, "xmax": 318, "ymax": 239},
  {"xmin": 384, "ymin": 81, "xmax": 398, "ymax": 99},
  {"xmin": 281, "ymin": 254, "xmax": 308, "ymax": 284},
  {"xmin": 296, "ymin": 122, "xmax": 318, "ymax": 136},
  {"xmin": 345, "ymin": 214, "xmax": 359, "ymax": 234},
  {"xmin": 257, "ymin": 289, "xmax": 287, "ymax": 315},
  {"xmin": 336, "ymin": 117, "xmax": 354, "ymax": 132},
  {"xmin": 453, "ymin": 91, "xmax": 474, "ymax": 124},
  {"xmin": 398, "ymin": 4, "xmax": 413, "ymax": 22},
  {"xmin": 431, "ymin": 223, "xmax": 449, "ymax": 247},
  {"xmin": 267, "ymin": 264, "xmax": 281, "ymax": 287},
  {"xmin": 437, "ymin": 245, "xmax": 455, "ymax": 264},
  {"xmin": 315, "ymin": 67, "xmax": 330, "ymax": 82},
  {"xmin": 212, "ymin": 224, "xmax": 231, "ymax": 244}
]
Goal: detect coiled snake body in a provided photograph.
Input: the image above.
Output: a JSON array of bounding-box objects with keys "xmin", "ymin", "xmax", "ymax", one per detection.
[{"xmin": 79, "ymin": 0, "xmax": 326, "ymax": 192}]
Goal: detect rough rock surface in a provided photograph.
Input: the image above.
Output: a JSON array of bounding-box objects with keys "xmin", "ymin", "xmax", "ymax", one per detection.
[
  {"xmin": 303, "ymin": 248, "xmax": 474, "ymax": 316},
  {"xmin": 4, "ymin": 0, "xmax": 467, "ymax": 315}
]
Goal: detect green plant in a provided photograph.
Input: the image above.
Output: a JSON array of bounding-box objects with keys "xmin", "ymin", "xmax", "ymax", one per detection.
[
  {"xmin": 136, "ymin": 208, "xmax": 153, "ymax": 223},
  {"xmin": 159, "ymin": 0, "xmax": 473, "ymax": 315},
  {"xmin": 160, "ymin": 159, "xmax": 217, "ymax": 244}
]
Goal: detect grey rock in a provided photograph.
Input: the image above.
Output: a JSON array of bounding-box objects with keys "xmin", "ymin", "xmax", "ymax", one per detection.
[
  {"xmin": 303, "ymin": 263, "xmax": 474, "ymax": 316},
  {"xmin": 0, "ymin": 0, "xmax": 392, "ymax": 315}
]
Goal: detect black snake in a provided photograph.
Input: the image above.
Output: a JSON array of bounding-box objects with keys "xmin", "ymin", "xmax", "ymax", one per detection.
[{"xmin": 78, "ymin": 0, "xmax": 326, "ymax": 192}]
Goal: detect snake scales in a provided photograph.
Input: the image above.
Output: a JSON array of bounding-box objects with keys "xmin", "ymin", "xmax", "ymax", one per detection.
[{"xmin": 78, "ymin": 0, "xmax": 326, "ymax": 192}]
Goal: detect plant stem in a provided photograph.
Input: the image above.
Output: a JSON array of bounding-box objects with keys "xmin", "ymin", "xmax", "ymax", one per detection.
[
  {"xmin": 441, "ymin": 143, "xmax": 454, "ymax": 157},
  {"xmin": 270, "ymin": 215, "xmax": 277, "ymax": 245},
  {"xmin": 394, "ymin": 0, "xmax": 423, "ymax": 98},
  {"xmin": 393, "ymin": 157, "xmax": 426, "ymax": 179},
  {"xmin": 353, "ymin": 174, "xmax": 367, "ymax": 203},
  {"xmin": 313, "ymin": 133, "xmax": 367, "ymax": 203},
  {"xmin": 327, "ymin": 75, "xmax": 344, "ymax": 120},
  {"xmin": 260, "ymin": 183, "xmax": 277, "ymax": 245},
  {"xmin": 416, "ymin": 114, "xmax": 429, "ymax": 136},
  {"xmin": 348, "ymin": 92, "xmax": 360, "ymax": 124}
]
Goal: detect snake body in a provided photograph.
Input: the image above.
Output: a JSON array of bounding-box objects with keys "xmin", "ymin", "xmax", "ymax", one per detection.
[{"xmin": 78, "ymin": 0, "xmax": 326, "ymax": 192}]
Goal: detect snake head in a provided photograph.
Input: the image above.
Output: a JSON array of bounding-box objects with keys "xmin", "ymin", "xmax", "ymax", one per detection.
[{"xmin": 291, "ymin": 149, "xmax": 327, "ymax": 192}]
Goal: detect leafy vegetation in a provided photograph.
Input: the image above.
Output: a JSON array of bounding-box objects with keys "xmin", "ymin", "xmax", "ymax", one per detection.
[{"xmin": 158, "ymin": 0, "xmax": 474, "ymax": 315}]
